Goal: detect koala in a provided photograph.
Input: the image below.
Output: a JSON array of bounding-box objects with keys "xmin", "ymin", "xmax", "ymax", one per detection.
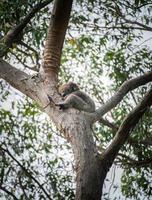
[{"xmin": 55, "ymin": 82, "xmax": 95, "ymax": 113}]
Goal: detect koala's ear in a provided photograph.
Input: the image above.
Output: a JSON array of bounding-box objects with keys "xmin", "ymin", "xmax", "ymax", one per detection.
[
  {"xmin": 73, "ymin": 84, "xmax": 79, "ymax": 91},
  {"xmin": 69, "ymin": 82, "xmax": 79, "ymax": 91}
]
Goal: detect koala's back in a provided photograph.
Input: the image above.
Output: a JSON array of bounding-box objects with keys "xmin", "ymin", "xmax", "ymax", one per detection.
[{"xmin": 72, "ymin": 90, "xmax": 95, "ymax": 111}]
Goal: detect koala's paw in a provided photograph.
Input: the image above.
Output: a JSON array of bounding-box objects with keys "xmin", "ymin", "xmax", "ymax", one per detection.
[{"xmin": 55, "ymin": 103, "xmax": 66, "ymax": 110}]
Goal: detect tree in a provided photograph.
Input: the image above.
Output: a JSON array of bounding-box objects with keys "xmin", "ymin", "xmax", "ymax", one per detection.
[{"xmin": 0, "ymin": 0, "xmax": 152, "ymax": 199}]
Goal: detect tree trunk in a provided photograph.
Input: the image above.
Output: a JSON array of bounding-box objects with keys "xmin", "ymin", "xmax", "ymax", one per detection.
[{"xmin": 60, "ymin": 112, "xmax": 107, "ymax": 200}]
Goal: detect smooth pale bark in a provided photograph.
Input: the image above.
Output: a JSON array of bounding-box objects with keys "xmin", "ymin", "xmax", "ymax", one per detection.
[
  {"xmin": 46, "ymin": 109, "xmax": 106, "ymax": 200},
  {"xmin": 64, "ymin": 114, "xmax": 103, "ymax": 200},
  {"xmin": 0, "ymin": 59, "xmax": 38, "ymax": 101}
]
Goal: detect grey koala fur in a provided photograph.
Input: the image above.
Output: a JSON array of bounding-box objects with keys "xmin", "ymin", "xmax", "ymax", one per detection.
[{"xmin": 56, "ymin": 82, "xmax": 95, "ymax": 113}]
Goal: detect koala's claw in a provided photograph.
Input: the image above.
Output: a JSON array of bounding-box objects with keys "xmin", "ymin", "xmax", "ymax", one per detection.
[{"xmin": 55, "ymin": 103, "xmax": 66, "ymax": 110}]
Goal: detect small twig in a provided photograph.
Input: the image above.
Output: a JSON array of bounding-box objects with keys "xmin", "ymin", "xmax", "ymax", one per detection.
[
  {"xmin": 99, "ymin": 118, "xmax": 118, "ymax": 131},
  {"xmin": 0, "ymin": 150, "xmax": 5, "ymax": 186},
  {"xmin": 136, "ymin": 2, "xmax": 152, "ymax": 9},
  {"xmin": 43, "ymin": 95, "xmax": 56, "ymax": 109},
  {"xmin": 118, "ymin": 153, "xmax": 152, "ymax": 167},
  {"xmin": 20, "ymin": 41, "xmax": 40, "ymax": 69},
  {"xmin": 0, "ymin": 185, "xmax": 19, "ymax": 200},
  {"xmin": 0, "ymin": 146, "xmax": 52, "ymax": 200},
  {"xmin": 10, "ymin": 50, "xmax": 38, "ymax": 72},
  {"xmin": 18, "ymin": 174, "xmax": 29, "ymax": 200}
]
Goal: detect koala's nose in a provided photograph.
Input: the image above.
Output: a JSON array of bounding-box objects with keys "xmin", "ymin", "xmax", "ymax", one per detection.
[
  {"xmin": 59, "ymin": 92, "xmax": 66, "ymax": 97},
  {"xmin": 62, "ymin": 93, "xmax": 66, "ymax": 97}
]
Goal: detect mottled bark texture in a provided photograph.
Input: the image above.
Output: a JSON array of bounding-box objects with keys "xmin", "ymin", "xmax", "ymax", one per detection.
[{"xmin": 0, "ymin": 0, "xmax": 152, "ymax": 200}]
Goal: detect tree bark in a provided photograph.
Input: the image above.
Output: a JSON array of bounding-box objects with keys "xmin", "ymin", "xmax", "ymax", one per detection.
[
  {"xmin": 42, "ymin": 0, "xmax": 73, "ymax": 86},
  {"xmin": 0, "ymin": 1, "xmax": 152, "ymax": 200},
  {"xmin": 52, "ymin": 111, "xmax": 106, "ymax": 200}
]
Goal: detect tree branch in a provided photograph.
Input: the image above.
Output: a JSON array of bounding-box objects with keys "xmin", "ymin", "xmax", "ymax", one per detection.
[
  {"xmin": 42, "ymin": 0, "xmax": 73, "ymax": 86},
  {"xmin": 99, "ymin": 118, "xmax": 118, "ymax": 131},
  {"xmin": 92, "ymin": 71, "xmax": 152, "ymax": 122},
  {"xmin": 3, "ymin": 0, "xmax": 53, "ymax": 47},
  {"xmin": 18, "ymin": 173, "xmax": 30, "ymax": 200},
  {"xmin": 99, "ymin": 118, "xmax": 152, "ymax": 147},
  {"xmin": 102, "ymin": 88, "xmax": 152, "ymax": 168},
  {"xmin": 0, "ymin": 59, "xmax": 39, "ymax": 101},
  {"xmin": 128, "ymin": 137, "xmax": 152, "ymax": 146},
  {"xmin": 10, "ymin": 50, "xmax": 38, "ymax": 72},
  {"xmin": 78, "ymin": 22, "xmax": 151, "ymax": 32},
  {"xmin": 0, "ymin": 146, "xmax": 52, "ymax": 200},
  {"xmin": 118, "ymin": 153, "xmax": 152, "ymax": 168},
  {"xmin": 20, "ymin": 41, "xmax": 40, "ymax": 70},
  {"xmin": 115, "ymin": 3, "xmax": 152, "ymax": 32},
  {"xmin": 122, "ymin": 16, "xmax": 152, "ymax": 32},
  {"xmin": 136, "ymin": 2, "xmax": 152, "ymax": 9},
  {"xmin": 0, "ymin": 185, "xmax": 19, "ymax": 200}
]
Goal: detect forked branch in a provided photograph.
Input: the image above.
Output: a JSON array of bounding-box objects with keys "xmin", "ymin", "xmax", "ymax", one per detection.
[
  {"xmin": 115, "ymin": 3, "xmax": 152, "ymax": 32},
  {"xmin": 121, "ymin": 16, "xmax": 152, "ymax": 32}
]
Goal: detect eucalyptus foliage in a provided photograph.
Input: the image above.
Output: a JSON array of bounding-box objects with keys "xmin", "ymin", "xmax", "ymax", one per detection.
[{"xmin": 0, "ymin": 0, "xmax": 152, "ymax": 199}]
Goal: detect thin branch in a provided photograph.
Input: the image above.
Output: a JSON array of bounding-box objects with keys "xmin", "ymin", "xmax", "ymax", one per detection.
[
  {"xmin": 20, "ymin": 41, "xmax": 40, "ymax": 69},
  {"xmin": 134, "ymin": 36, "xmax": 152, "ymax": 50},
  {"xmin": 122, "ymin": 16, "xmax": 152, "ymax": 32},
  {"xmin": 0, "ymin": 59, "xmax": 39, "ymax": 101},
  {"xmin": 99, "ymin": 118, "xmax": 152, "ymax": 146},
  {"xmin": 115, "ymin": 3, "xmax": 152, "ymax": 32},
  {"xmin": 0, "ymin": 150, "xmax": 5, "ymax": 185},
  {"xmin": 102, "ymin": 88, "xmax": 152, "ymax": 168},
  {"xmin": 136, "ymin": 2, "xmax": 152, "ymax": 9},
  {"xmin": 3, "ymin": 0, "xmax": 53, "ymax": 47},
  {"xmin": 118, "ymin": 153, "xmax": 152, "ymax": 167},
  {"xmin": 10, "ymin": 50, "xmax": 38, "ymax": 72},
  {"xmin": 128, "ymin": 137, "xmax": 152, "ymax": 146},
  {"xmin": 0, "ymin": 185, "xmax": 19, "ymax": 200},
  {"xmin": 1, "ymin": 146, "xmax": 52, "ymax": 200},
  {"xmin": 18, "ymin": 175, "xmax": 29, "ymax": 200},
  {"xmin": 99, "ymin": 118, "xmax": 118, "ymax": 131},
  {"xmin": 113, "ymin": 3, "xmax": 152, "ymax": 32},
  {"xmin": 121, "ymin": 1, "xmax": 152, "ymax": 10},
  {"xmin": 92, "ymin": 71, "xmax": 152, "ymax": 122},
  {"xmin": 77, "ymin": 22, "xmax": 151, "ymax": 32}
]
